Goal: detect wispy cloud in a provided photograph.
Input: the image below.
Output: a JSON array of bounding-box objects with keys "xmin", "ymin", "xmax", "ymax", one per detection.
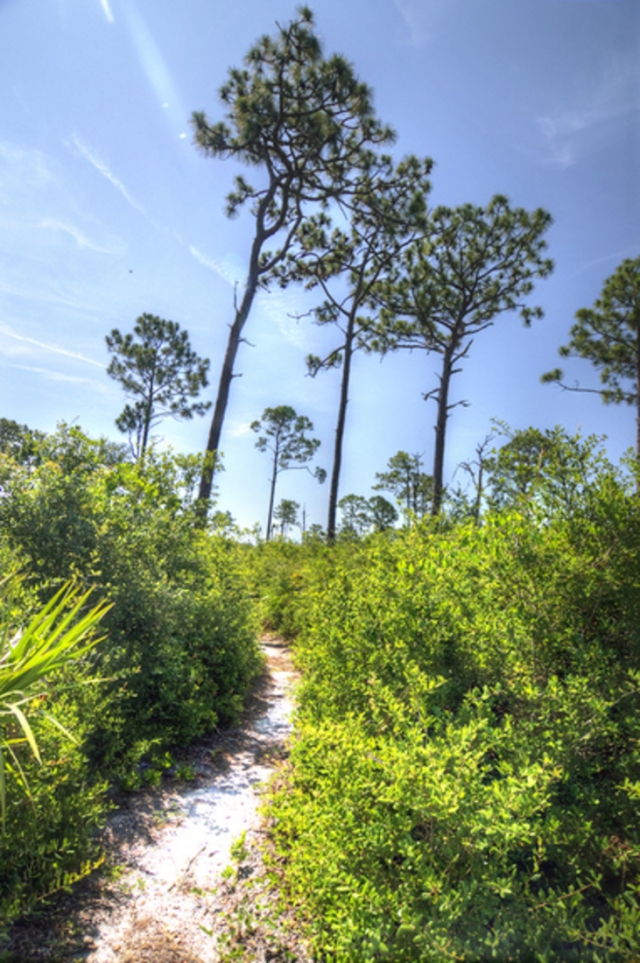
[
  {"xmin": 39, "ymin": 218, "xmax": 125, "ymax": 255},
  {"xmin": 189, "ymin": 245, "xmax": 309, "ymax": 350},
  {"xmin": 226, "ymin": 418, "xmax": 254, "ymax": 439},
  {"xmin": 121, "ymin": 2, "xmax": 188, "ymax": 133},
  {"xmin": 0, "ymin": 279, "xmax": 99, "ymax": 315},
  {"xmin": 0, "ymin": 321, "xmax": 104, "ymax": 368},
  {"xmin": 536, "ymin": 54, "xmax": 639, "ymax": 168},
  {"xmin": 0, "ymin": 141, "xmax": 53, "ymax": 200},
  {"xmin": 2, "ymin": 362, "xmax": 100, "ymax": 385},
  {"xmin": 99, "ymin": 0, "xmax": 114, "ymax": 24},
  {"xmin": 392, "ymin": 0, "xmax": 430, "ymax": 45},
  {"xmin": 259, "ymin": 292, "xmax": 308, "ymax": 350},
  {"xmin": 189, "ymin": 244, "xmax": 244, "ymax": 286},
  {"xmin": 391, "ymin": 0, "xmax": 450, "ymax": 46},
  {"xmin": 70, "ymin": 134, "xmax": 147, "ymax": 215},
  {"xmin": 572, "ymin": 248, "xmax": 636, "ymax": 277}
]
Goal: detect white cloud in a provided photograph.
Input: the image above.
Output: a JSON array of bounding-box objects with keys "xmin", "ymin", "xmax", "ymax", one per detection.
[
  {"xmin": 189, "ymin": 244, "xmax": 244, "ymax": 286},
  {"xmin": 2, "ymin": 362, "xmax": 99, "ymax": 385},
  {"xmin": 0, "ymin": 142, "xmax": 53, "ymax": 203},
  {"xmin": 391, "ymin": 0, "xmax": 450, "ymax": 46},
  {"xmin": 100, "ymin": 0, "xmax": 114, "ymax": 24},
  {"xmin": 258, "ymin": 291, "xmax": 308, "ymax": 350},
  {"xmin": 0, "ymin": 279, "xmax": 98, "ymax": 314},
  {"xmin": 121, "ymin": 3, "xmax": 188, "ymax": 130},
  {"xmin": 189, "ymin": 245, "xmax": 309, "ymax": 350},
  {"xmin": 536, "ymin": 53, "xmax": 639, "ymax": 168},
  {"xmin": 39, "ymin": 218, "xmax": 125, "ymax": 255},
  {"xmin": 70, "ymin": 134, "xmax": 147, "ymax": 215},
  {"xmin": 572, "ymin": 248, "xmax": 636, "ymax": 277},
  {"xmin": 226, "ymin": 418, "xmax": 254, "ymax": 438},
  {"xmin": 0, "ymin": 321, "xmax": 104, "ymax": 368},
  {"xmin": 392, "ymin": 0, "xmax": 430, "ymax": 45}
]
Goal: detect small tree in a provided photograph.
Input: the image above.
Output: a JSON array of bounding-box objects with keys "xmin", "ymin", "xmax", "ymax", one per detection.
[
  {"xmin": 484, "ymin": 424, "xmax": 610, "ymax": 517},
  {"xmin": 452, "ymin": 433, "xmax": 495, "ymax": 523},
  {"xmin": 370, "ymin": 196, "xmax": 553, "ymax": 514},
  {"xmin": 192, "ymin": 8, "xmax": 392, "ymax": 500},
  {"xmin": 302, "ymin": 522, "xmax": 326, "ymax": 544},
  {"xmin": 373, "ymin": 450, "xmax": 432, "ymax": 523},
  {"xmin": 542, "ymin": 256, "xmax": 640, "ymax": 456},
  {"xmin": 106, "ymin": 314, "xmax": 210, "ymax": 459},
  {"xmin": 367, "ymin": 495, "xmax": 398, "ymax": 532},
  {"xmin": 338, "ymin": 494, "xmax": 371, "ymax": 537},
  {"xmin": 251, "ymin": 405, "xmax": 325, "ymax": 541},
  {"xmin": 0, "ymin": 419, "xmax": 46, "ymax": 468},
  {"xmin": 273, "ymin": 499, "xmax": 300, "ymax": 538},
  {"xmin": 338, "ymin": 493, "xmax": 398, "ymax": 536}
]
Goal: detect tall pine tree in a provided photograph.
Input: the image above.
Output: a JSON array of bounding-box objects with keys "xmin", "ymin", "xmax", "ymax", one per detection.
[
  {"xmin": 283, "ymin": 154, "xmax": 431, "ymax": 539},
  {"xmin": 370, "ymin": 196, "xmax": 553, "ymax": 514},
  {"xmin": 192, "ymin": 9, "xmax": 393, "ymax": 502}
]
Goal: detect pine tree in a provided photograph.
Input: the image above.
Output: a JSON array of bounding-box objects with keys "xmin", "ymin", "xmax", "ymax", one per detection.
[
  {"xmin": 542, "ymin": 256, "xmax": 640, "ymax": 455},
  {"xmin": 284, "ymin": 153, "xmax": 431, "ymax": 539},
  {"xmin": 370, "ymin": 196, "xmax": 553, "ymax": 514},
  {"xmin": 251, "ymin": 405, "xmax": 324, "ymax": 541},
  {"xmin": 106, "ymin": 314, "xmax": 210, "ymax": 458},
  {"xmin": 192, "ymin": 8, "xmax": 393, "ymax": 501},
  {"xmin": 373, "ymin": 450, "xmax": 432, "ymax": 523},
  {"xmin": 273, "ymin": 499, "xmax": 300, "ymax": 538}
]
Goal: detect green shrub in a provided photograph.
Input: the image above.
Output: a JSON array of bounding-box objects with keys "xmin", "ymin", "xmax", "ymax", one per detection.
[
  {"xmin": 267, "ymin": 470, "xmax": 640, "ymax": 959},
  {"xmin": 0, "ymin": 583, "xmax": 109, "ymax": 926},
  {"xmin": 242, "ymin": 537, "xmax": 332, "ymax": 638},
  {"xmin": 0, "ymin": 687, "xmax": 107, "ymax": 924},
  {"xmin": 0, "ymin": 427, "xmax": 262, "ymax": 780},
  {"xmin": 0, "ymin": 428, "xmax": 263, "ymax": 924}
]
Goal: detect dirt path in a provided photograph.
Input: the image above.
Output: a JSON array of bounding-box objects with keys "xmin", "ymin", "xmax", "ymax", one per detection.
[{"xmin": 7, "ymin": 635, "xmax": 310, "ymax": 963}]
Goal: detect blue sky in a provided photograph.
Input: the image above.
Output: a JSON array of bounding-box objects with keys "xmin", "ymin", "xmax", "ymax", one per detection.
[{"xmin": 1, "ymin": 0, "xmax": 638, "ymax": 531}]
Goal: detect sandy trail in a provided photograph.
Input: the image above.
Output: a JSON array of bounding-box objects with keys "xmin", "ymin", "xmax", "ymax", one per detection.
[
  {"xmin": 8, "ymin": 636, "xmax": 298, "ymax": 963},
  {"xmin": 87, "ymin": 636, "xmax": 296, "ymax": 963}
]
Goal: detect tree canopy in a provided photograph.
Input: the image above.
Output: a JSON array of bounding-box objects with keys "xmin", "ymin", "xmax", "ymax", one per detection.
[
  {"xmin": 542, "ymin": 255, "xmax": 640, "ymax": 455},
  {"xmin": 273, "ymin": 498, "xmax": 300, "ymax": 538},
  {"xmin": 369, "ymin": 196, "xmax": 553, "ymax": 514},
  {"xmin": 251, "ymin": 405, "xmax": 324, "ymax": 541},
  {"xmin": 283, "ymin": 153, "xmax": 431, "ymax": 539},
  {"xmin": 373, "ymin": 450, "xmax": 432, "ymax": 523},
  {"xmin": 106, "ymin": 314, "xmax": 210, "ymax": 459},
  {"xmin": 338, "ymin": 493, "xmax": 398, "ymax": 536},
  {"xmin": 192, "ymin": 7, "xmax": 393, "ymax": 501}
]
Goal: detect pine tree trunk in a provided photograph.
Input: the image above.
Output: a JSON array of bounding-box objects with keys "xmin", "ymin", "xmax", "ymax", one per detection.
[
  {"xmin": 140, "ymin": 397, "xmax": 153, "ymax": 456},
  {"xmin": 140, "ymin": 414, "xmax": 151, "ymax": 457},
  {"xmin": 327, "ymin": 318, "xmax": 356, "ymax": 542},
  {"xmin": 140, "ymin": 371, "xmax": 155, "ymax": 456},
  {"xmin": 431, "ymin": 343, "xmax": 456, "ymax": 516},
  {"xmin": 198, "ymin": 240, "xmax": 262, "ymax": 502},
  {"xmin": 266, "ymin": 444, "xmax": 279, "ymax": 542},
  {"xmin": 473, "ymin": 459, "xmax": 484, "ymax": 524}
]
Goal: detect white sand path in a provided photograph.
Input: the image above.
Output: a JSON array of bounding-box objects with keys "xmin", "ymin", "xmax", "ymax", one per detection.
[{"xmin": 85, "ymin": 638, "xmax": 296, "ymax": 963}]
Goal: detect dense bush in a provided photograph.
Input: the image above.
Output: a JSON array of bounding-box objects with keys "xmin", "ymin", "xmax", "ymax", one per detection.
[
  {"xmin": 0, "ymin": 683, "xmax": 108, "ymax": 923},
  {"xmin": 0, "ymin": 427, "xmax": 262, "ymax": 778},
  {"xmin": 242, "ymin": 536, "xmax": 331, "ymax": 639},
  {"xmin": 267, "ymin": 460, "xmax": 640, "ymax": 959},
  {"xmin": 0, "ymin": 582, "xmax": 110, "ymax": 924},
  {"xmin": 0, "ymin": 426, "xmax": 262, "ymax": 925}
]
